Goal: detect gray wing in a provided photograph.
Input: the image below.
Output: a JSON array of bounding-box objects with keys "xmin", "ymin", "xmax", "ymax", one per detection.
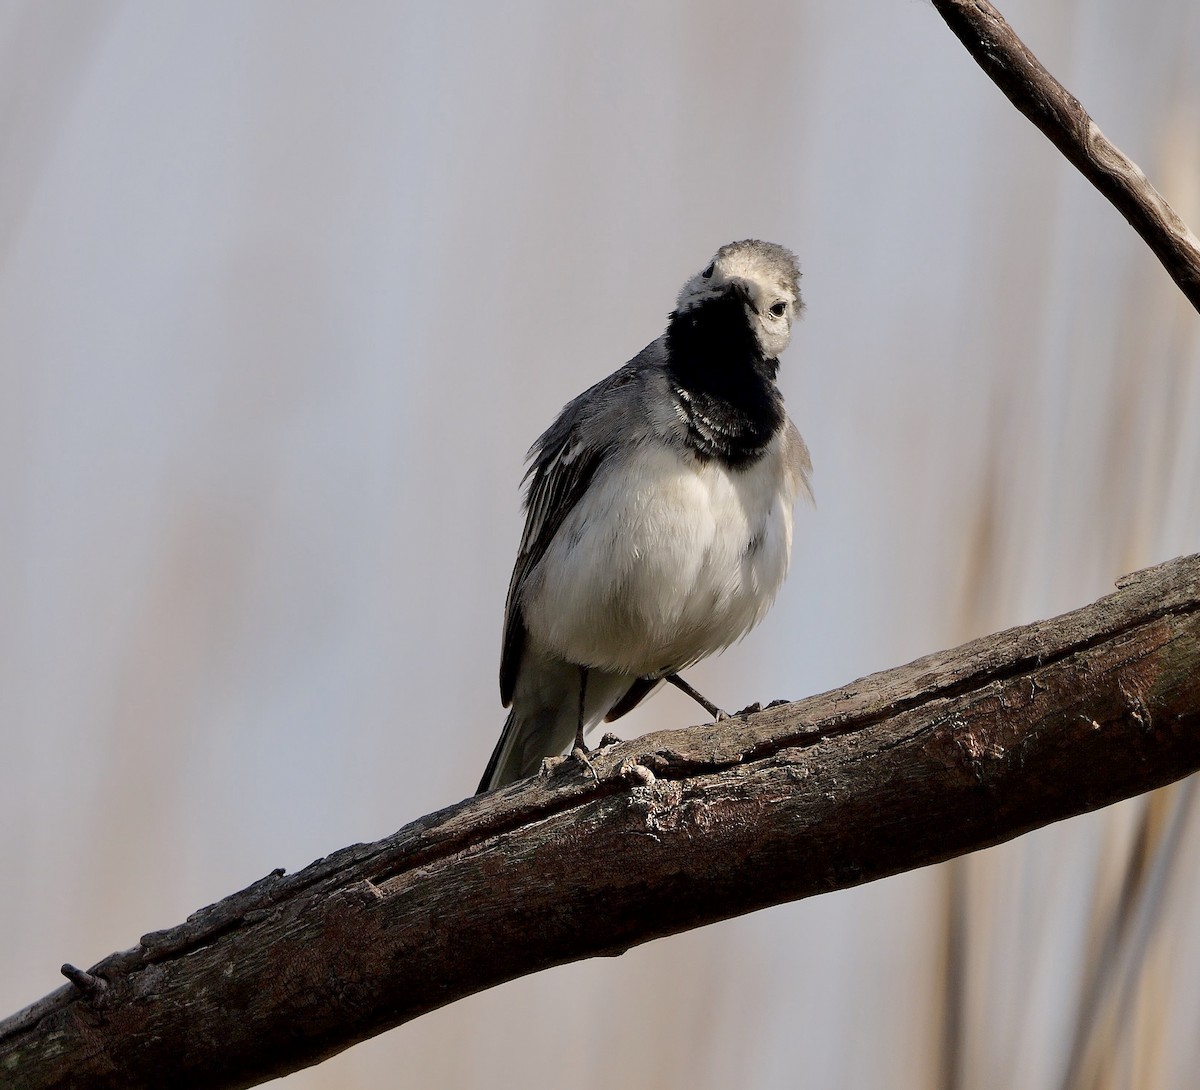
[{"xmin": 500, "ymin": 347, "xmax": 665, "ymax": 706}]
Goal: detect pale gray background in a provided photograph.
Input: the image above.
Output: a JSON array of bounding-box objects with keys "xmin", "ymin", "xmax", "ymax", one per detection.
[{"xmin": 2, "ymin": 1, "xmax": 1199, "ymax": 1087}]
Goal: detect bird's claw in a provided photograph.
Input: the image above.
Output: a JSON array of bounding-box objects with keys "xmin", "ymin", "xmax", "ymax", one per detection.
[{"xmin": 571, "ymin": 745, "xmax": 599, "ymax": 784}]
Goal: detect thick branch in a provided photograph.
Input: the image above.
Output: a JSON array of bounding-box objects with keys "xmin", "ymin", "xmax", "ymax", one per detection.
[
  {"xmin": 3, "ymin": 555, "xmax": 1200, "ymax": 1089},
  {"xmin": 931, "ymin": 0, "xmax": 1200, "ymax": 312}
]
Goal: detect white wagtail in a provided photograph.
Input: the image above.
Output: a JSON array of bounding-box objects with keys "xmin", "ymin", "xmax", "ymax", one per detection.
[{"xmin": 478, "ymin": 240, "xmax": 811, "ymax": 793}]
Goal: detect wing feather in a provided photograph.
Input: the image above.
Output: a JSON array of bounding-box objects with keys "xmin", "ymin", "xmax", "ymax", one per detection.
[{"xmin": 499, "ymin": 364, "xmax": 646, "ymax": 704}]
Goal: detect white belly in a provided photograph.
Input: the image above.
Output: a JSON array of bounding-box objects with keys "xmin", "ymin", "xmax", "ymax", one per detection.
[{"xmin": 522, "ymin": 433, "xmax": 796, "ymax": 675}]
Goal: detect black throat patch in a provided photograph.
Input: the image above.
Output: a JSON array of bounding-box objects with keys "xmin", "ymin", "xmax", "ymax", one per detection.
[{"xmin": 665, "ymin": 292, "xmax": 785, "ymax": 468}]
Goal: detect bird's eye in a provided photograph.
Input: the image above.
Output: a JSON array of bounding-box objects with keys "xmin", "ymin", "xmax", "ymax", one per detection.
[
  {"xmin": 769, "ymin": 301, "xmax": 787, "ymax": 317},
  {"xmin": 702, "ymin": 262, "xmax": 715, "ymax": 279}
]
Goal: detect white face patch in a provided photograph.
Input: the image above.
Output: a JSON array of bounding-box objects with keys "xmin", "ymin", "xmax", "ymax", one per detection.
[{"xmin": 674, "ymin": 240, "xmax": 802, "ymax": 360}]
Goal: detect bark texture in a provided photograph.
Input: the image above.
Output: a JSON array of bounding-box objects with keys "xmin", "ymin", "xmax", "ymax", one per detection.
[
  {"xmin": 2, "ymin": 554, "xmax": 1200, "ymax": 1090},
  {"xmin": 931, "ymin": 0, "xmax": 1200, "ymax": 312}
]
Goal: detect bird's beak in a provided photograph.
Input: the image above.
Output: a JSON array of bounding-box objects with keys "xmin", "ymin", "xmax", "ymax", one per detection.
[{"xmin": 725, "ymin": 278, "xmax": 758, "ymax": 315}]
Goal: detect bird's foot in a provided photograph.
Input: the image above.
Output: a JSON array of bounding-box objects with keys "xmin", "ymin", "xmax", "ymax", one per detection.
[
  {"xmin": 540, "ymin": 748, "xmax": 598, "ymax": 784},
  {"xmin": 570, "ymin": 744, "xmax": 599, "ymax": 784}
]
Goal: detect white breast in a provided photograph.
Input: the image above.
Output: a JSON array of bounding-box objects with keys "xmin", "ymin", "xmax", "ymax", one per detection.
[{"xmin": 522, "ymin": 430, "xmax": 797, "ymax": 675}]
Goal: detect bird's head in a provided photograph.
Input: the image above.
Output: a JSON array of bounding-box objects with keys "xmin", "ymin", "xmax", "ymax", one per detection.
[{"xmin": 673, "ymin": 240, "xmax": 803, "ymax": 361}]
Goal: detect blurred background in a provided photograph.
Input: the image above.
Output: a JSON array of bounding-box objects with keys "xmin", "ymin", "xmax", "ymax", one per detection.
[{"xmin": 2, "ymin": 1, "xmax": 1199, "ymax": 1086}]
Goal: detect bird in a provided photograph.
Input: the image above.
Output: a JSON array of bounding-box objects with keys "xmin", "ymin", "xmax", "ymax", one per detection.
[{"xmin": 477, "ymin": 239, "xmax": 812, "ymax": 793}]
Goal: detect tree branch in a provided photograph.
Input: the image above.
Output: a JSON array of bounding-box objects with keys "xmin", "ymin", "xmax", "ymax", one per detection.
[
  {"xmin": 931, "ymin": 0, "xmax": 1200, "ymax": 313},
  {"xmin": 3, "ymin": 554, "xmax": 1200, "ymax": 1089}
]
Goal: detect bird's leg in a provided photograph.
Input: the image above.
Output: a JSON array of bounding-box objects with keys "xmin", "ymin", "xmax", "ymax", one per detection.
[
  {"xmin": 665, "ymin": 673, "xmax": 729, "ymax": 721},
  {"xmin": 575, "ymin": 666, "xmax": 589, "ymax": 752},
  {"xmin": 572, "ymin": 666, "xmax": 598, "ymax": 782}
]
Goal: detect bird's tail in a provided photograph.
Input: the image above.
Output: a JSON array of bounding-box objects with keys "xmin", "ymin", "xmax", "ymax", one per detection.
[{"xmin": 476, "ymin": 706, "xmax": 578, "ymax": 794}]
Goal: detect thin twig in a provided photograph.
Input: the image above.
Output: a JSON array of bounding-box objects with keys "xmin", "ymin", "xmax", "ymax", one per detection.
[{"xmin": 931, "ymin": 0, "xmax": 1200, "ymax": 312}]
